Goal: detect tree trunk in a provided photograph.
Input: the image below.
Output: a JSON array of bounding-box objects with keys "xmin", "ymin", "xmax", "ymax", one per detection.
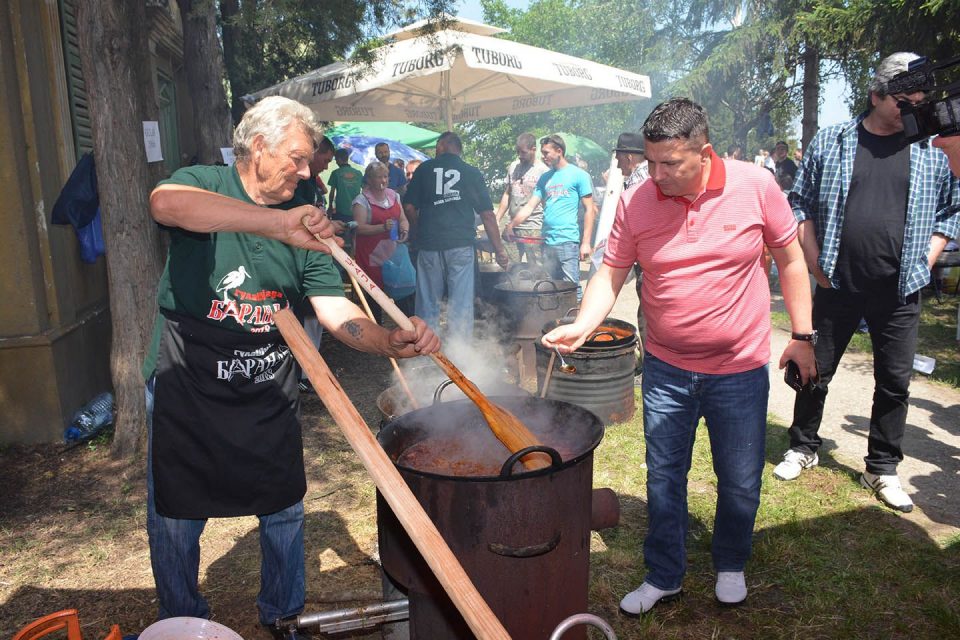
[
  {"xmin": 801, "ymin": 43, "xmax": 820, "ymax": 153},
  {"xmin": 76, "ymin": 0, "xmax": 165, "ymax": 459},
  {"xmin": 220, "ymin": 0, "xmax": 256, "ymax": 124},
  {"xmin": 178, "ymin": 0, "xmax": 233, "ymax": 163}
]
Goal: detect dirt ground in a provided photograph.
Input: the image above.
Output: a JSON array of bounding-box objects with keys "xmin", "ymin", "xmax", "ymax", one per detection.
[{"xmin": 4, "ymin": 278, "xmax": 959, "ymax": 639}]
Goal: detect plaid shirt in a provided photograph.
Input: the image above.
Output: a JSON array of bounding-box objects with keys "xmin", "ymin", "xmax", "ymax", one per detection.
[{"xmin": 790, "ymin": 112, "xmax": 960, "ymax": 300}]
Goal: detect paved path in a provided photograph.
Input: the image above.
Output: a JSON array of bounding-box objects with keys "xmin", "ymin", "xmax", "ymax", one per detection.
[{"xmin": 601, "ymin": 271, "xmax": 960, "ymax": 542}]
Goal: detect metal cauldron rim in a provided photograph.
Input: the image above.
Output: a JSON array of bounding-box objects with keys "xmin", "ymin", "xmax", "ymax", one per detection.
[
  {"xmin": 540, "ymin": 316, "xmax": 638, "ymax": 351},
  {"xmin": 377, "ymin": 396, "xmax": 604, "ymax": 482}
]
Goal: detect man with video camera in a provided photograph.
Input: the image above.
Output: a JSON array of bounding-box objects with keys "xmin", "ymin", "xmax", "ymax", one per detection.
[{"xmin": 773, "ymin": 52, "xmax": 960, "ymax": 514}]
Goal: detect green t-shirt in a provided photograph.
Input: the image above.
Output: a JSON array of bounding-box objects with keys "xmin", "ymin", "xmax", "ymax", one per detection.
[
  {"xmin": 402, "ymin": 153, "xmax": 493, "ymax": 251},
  {"xmin": 328, "ymin": 164, "xmax": 364, "ymax": 221},
  {"xmin": 143, "ymin": 164, "xmax": 344, "ymax": 378}
]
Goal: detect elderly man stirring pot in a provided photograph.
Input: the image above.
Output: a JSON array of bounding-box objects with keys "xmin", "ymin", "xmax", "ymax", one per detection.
[{"xmin": 144, "ymin": 96, "xmax": 438, "ymax": 638}]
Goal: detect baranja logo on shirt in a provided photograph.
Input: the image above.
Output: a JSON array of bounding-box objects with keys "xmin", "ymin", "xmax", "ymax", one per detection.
[
  {"xmin": 723, "ymin": 224, "xmax": 737, "ymax": 232},
  {"xmin": 216, "ymin": 345, "xmax": 291, "ymax": 383},
  {"xmin": 207, "ymin": 264, "xmax": 285, "ymax": 333}
]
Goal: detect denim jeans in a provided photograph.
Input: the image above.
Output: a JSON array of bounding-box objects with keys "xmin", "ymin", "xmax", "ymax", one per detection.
[
  {"xmin": 543, "ymin": 242, "xmax": 582, "ymax": 300},
  {"xmin": 145, "ymin": 377, "xmax": 306, "ymax": 626},
  {"xmin": 640, "ymin": 353, "xmax": 769, "ymax": 590},
  {"xmin": 789, "ymin": 286, "xmax": 920, "ymax": 474},
  {"xmin": 415, "ymin": 246, "xmax": 476, "ymax": 339}
]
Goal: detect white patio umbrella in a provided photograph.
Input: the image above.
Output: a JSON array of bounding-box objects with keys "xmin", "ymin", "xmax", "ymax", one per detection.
[{"xmin": 251, "ymin": 16, "xmax": 651, "ymax": 129}]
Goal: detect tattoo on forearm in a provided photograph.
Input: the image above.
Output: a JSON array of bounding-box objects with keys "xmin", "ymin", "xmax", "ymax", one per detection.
[{"xmin": 342, "ymin": 320, "xmax": 363, "ymax": 341}]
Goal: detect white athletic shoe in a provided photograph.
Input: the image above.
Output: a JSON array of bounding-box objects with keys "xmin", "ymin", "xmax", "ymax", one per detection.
[
  {"xmin": 715, "ymin": 571, "xmax": 747, "ymax": 606},
  {"xmin": 773, "ymin": 449, "xmax": 819, "ymax": 481},
  {"xmin": 619, "ymin": 582, "xmax": 682, "ymax": 616},
  {"xmin": 861, "ymin": 471, "xmax": 914, "ymax": 512}
]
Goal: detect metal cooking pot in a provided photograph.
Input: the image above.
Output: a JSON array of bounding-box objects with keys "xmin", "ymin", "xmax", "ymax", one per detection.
[
  {"xmin": 494, "ymin": 271, "xmax": 578, "ymax": 376},
  {"xmin": 377, "ymin": 396, "xmax": 604, "ymax": 639},
  {"xmin": 542, "ymin": 316, "xmax": 638, "ymax": 350}
]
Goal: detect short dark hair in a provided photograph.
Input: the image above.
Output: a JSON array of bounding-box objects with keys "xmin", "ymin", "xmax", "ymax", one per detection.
[
  {"xmin": 540, "ymin": 134, "xmax": 566, "ymax": 155},
  {"xmin": 438, "ymin": 131, "xmax": 463, "ymax": 152},
  {"xmin": 334, "ymin": 147, "xmax": 350, "ymax": 163},
  {"xmin": 318, "ymin": 135, "xmax": 335, "ymax": 154},
  {"xmin": 775, "ymin": 140, "xmax": 788, "ymax": 148},
  {"xmin": 374, "ymin": 142, "xmax": 389, "ymax": 151},
  {"xmin": 516, "ymin": 132, "xmax": 537, "ymax": 150},
  {"xmin": 642, "ymin": 98, "xmax": 710, "ymax": 147}
]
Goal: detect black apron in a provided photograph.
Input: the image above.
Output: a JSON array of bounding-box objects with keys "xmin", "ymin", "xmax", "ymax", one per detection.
[{"xmin": 152, "ymin": 311, "xmax": 304, "ymax": 519}]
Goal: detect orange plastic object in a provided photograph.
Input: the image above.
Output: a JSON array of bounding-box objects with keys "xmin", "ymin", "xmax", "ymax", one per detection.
[
  {"xmin": 13, "ymin": 610, "xmax": 121, "ymax": 640},
  {"xmin": 102, "ymin": 625, "xmax": 122, "ymax": 640},
  {"xmin": 13, "ymin": 609, "xmax": 83, "ymax": 640}
]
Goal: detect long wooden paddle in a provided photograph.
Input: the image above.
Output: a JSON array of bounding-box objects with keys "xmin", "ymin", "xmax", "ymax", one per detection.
[
  {"xmin": 304, "ymin": 217, "xmax": 550, "ymax": 470},
  {"xmin": 345, "ymin": 270, "xmax": 418, "ymax": 410},
  {"xmin": 274, "ymin": 309, "xmax": 510, "ymax": 640}
]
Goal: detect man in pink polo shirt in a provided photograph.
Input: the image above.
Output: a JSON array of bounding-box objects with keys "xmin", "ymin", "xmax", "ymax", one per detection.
[{"xmin": 543, "ymin": 98, "xmax": 817, "ymax": 615}]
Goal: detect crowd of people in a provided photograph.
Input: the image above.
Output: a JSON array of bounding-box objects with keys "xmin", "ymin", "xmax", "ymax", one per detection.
[{"xmin": 141, "ymin": 49, "xmax": 959, "ymax": 635}]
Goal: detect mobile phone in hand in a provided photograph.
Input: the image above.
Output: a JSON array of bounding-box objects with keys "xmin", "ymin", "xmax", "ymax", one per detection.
[{"xmin": 784, "ymin": 360, "xmax": 805, "ymax": 392}]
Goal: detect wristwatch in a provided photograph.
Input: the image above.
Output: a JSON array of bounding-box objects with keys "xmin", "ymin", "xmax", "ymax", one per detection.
[{"xmin": 791, "ymin": 330, "xmax": 819, "ymax": 346}]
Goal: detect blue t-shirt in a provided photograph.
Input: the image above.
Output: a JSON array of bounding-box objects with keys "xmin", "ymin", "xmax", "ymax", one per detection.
[
  {"xmin": 534, "ymin": 164, "xmax": 593, "ymax": 245},
  {"xmin": 388, "ymin": 163, "xmax": 408, "ymax": 191}
]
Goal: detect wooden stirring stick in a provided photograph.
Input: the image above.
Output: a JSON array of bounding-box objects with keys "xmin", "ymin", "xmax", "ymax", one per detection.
[
  {"xmin": 303, "ymin": 217, "xmax": 550, "ymax": 470},
  {"xmin": 346, "ymin": 270, "xmax": 418, "ymax": 410},
  {"xmin": 274, "ymin": 309, "xmax": 511, "ymax": 640}
]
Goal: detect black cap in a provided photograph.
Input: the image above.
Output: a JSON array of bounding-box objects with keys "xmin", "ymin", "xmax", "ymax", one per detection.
[{"xmin": 614, "ymin": 132, "xmax": 644, "ymax": 154}]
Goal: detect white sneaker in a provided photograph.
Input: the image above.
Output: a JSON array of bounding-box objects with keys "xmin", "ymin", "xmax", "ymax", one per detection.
[
  {"xmin": 619, "ymin": 582, "xmax": 682, "ymax": 617},
  {"xmin": 861, "ymin": 471, "xmax": 914, "ymax": 512},
  {"xmin": 772, "ymin": 449, "xmax": 819, "ymax": 481},
  {"xmin": 715, "ymin": 571, "xmax": 747, "ymax": 605}
]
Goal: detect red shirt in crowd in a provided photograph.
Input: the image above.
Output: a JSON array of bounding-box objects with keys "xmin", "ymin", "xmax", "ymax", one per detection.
[{"xmin": 604, "ymin": 151, "xmax": 797, "ymax": 374}]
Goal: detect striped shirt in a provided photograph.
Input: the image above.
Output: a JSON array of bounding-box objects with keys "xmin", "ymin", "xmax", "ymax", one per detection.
[
  {"xmin": 790, "ymin": 113, "xmax": 960, "ymax": 301},
  {"xmin": 605, "ymin": 152, "xmax": 797, "ymax": 374}
]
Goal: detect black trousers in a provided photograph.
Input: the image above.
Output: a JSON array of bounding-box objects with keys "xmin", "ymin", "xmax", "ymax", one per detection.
[{"xmin": 788, "ymin": 285, "xmax": 920, "ymax": 475}]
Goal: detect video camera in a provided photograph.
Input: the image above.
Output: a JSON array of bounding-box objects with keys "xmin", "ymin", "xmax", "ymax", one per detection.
[{"xmin": 887, "ymin": 55, "xmax": 960, "ymax": 143}]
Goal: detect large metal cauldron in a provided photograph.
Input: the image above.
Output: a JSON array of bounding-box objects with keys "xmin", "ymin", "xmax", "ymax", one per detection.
[
  {"xmin": 377, "ymin": 396, "xmax": 604, "ymax": 640},
  {"xmin": 536, "ymin": 318, "xmax": 638, "ymax": 425},
  {"xmin": 494, "ymin": 271, "xmax": 578, "ymax": 376}
]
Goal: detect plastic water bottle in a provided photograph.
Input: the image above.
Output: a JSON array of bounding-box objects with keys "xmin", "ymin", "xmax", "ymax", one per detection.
[{"xmin": 64, "ymin": 392, "xmax": 114, "ymax": 443}]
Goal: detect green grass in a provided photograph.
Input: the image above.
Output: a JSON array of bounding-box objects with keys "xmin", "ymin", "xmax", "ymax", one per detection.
[
  {"xmin": 771, "ymin": 292, "xmax": 960, "ymax": 389},
  {"xmin": 588, "ymin": 409, "xmax": 960, "ymax": 639}
]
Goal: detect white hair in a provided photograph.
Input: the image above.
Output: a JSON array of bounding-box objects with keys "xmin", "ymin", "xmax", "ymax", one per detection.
[
  {"xmin": 869, "ymin": 52, "xmax": 922, "ymax": 97},
  {"xmin": 233, "ymin": 96, "xmax": 322, "ymax": 160}
]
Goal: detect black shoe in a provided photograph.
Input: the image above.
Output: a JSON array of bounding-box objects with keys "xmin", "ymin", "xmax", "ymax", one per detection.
[{"xmin": 264, "ymin": 624, "xmax": 312, "ymax": 640}]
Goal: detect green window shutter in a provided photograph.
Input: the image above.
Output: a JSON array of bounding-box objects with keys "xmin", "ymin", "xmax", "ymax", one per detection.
[{"xmin": 58, "ymin": 0, "xmax": 93, "ymax": 160}]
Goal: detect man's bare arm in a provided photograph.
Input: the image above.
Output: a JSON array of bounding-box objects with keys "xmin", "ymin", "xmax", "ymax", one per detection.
[
  {"xmin": 769, "ymin": 238, "xmax": 817, "ymax": 384},
  {"xmin": 503, "ymin": 195, "xmax": 542, "ymax": 236},
  {"xmin": 150, "ymin": 183, "xmax": 336, "ymax": 253},
  {"xmin": 796, "ymin": 220, "xmax": 830, "ymax": 288},
  {"xmin": 579, "ymin": 195, "xmax": 597, "ymax": 260}
]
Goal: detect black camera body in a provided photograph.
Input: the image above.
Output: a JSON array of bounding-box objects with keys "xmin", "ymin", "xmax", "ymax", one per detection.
[{"xmin": 888, "ymin": 55, "xmax": 960, "ymax": 143}]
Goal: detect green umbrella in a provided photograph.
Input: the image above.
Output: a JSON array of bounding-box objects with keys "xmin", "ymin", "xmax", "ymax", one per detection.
[
  {"xmin": 554, "ymin": 131, "xmax": 611, "ymax": 173},
  {"xmin": 325, "ymin": 122, "xmax": 441, "ymax": 151}
]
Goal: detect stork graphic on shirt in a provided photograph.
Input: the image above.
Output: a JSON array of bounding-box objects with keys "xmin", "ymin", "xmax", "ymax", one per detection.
[{"xmin": 215, "ymin": 266, "xmax": 250, "ymax": 301}]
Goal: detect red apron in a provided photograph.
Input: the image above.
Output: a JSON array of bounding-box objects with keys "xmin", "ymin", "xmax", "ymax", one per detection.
[{"xmin": 355, "ymin": 192, "xmax": 402, "ymax": 288}]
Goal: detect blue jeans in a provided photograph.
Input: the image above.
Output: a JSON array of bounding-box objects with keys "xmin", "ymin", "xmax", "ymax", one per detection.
[
  {"xmin": 640, "ymin": 353, "xmax": 768, "ymax": 590},
  {"xmin": 415, "ymin": 246, "xmax": 476, "ymax": 339},
  {"xmin": 145, "ymin": 377, "xmax": 306, "ymax": 626},
  {"xmin": 543, "ymin": 242, "xmax": 582, "ymax": 300}
]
